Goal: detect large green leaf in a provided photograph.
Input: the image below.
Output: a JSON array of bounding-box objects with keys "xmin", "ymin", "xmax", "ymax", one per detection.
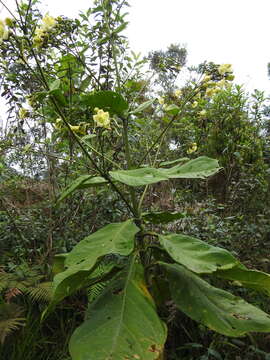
[
  {"xmin": 158, "ymin": 233, "xmax": 237, "ymax": 274},
  {"xmin": 110, "ymin": 167, "xmax": 168, "ymax": 186},
  {"xmin": 160, "ymin": 156, "xmax": 221, "ymax": 179},
  {"xmin": 216, "ymin": 264, "xmax": 270, "ymax": 297},
  {"xmin": 69, "ymin": 258, "xmax": 167, "ymax": 360},
  {"xmin": 82, "ymin": 91, "xmax": 128, "ymax": 115},
  {"xmin": 110, "ymin": 156, "xmax": 220, "ymax": 187},
  {"xmin": 130, "ymin": 99, "xmax": 155, "ymax": 114},
  {"xmin": 142, "ymin": 211, "xmax": 186, "ymax": 224},
  {"xmin": 161, "ymin": 262, "xmax": 270, "ymax": 337},
  {"xmin": 50, "ymin": 220, "xmax": 139, "ymax": 306},
  {"xmin": 57, "ymin": 175, "xmax": 107, "ymax": 203}
]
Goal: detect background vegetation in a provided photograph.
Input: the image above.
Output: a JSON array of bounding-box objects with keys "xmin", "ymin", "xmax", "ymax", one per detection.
[{"xmin": 0, "ymin": 1, "xmax": 270, "ymax": 359}]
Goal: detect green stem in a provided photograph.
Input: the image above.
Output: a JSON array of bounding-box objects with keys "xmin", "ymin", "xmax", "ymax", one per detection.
[
  {"xmin": 121, "ymin": 117, "xmax": 140, "ymax": 219},
  {"xmin": 139, "ymin": 87, "xmax": 200, "ymax": 165}
]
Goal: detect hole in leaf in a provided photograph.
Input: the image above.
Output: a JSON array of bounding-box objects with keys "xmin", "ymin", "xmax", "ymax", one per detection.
[{"xmin": 112, "ymin": 287, "xmax": 123, "ymax": 295}]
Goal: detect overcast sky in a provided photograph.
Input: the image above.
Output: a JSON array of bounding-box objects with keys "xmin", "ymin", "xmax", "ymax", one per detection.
[{"xmin": 1, "ymin": 0, "xmax": 270, "ymax": 93}]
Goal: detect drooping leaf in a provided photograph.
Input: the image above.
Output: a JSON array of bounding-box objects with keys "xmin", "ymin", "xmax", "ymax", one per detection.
[
  {"xmin": 110, "ymin": 156, "xmax": 220, "ymax": 187},
  {"xmin": 79, "ymin": 75, "xmax": 92, "ymax": 91},
  {"xmin": 158, "ymin": 233, "xmax": 237, "ymax": 274},
  {"xmin": 160, "ymin": 156, "xmax": 221, "ymax": 179},
  {"xmin": 112, "ymin": 21, "xmax": 128, "ymax": 35},
  {"xmin": 52, "ymin": 254, "xmax": 68, "ymax": 275},
  {"xmin": 110, "ymin": 167, "xmax": 168, "ymax": 186},
  {"xmin": 160, "ymin": 157, "xmax": 189, "ymax": 166},
  {"xmin": 142, "ymin": 211, "xmax": 186, "ymax": 224},
  {"xmin": 164, "ymin": 104, "xmax": 180, "ymax": 115},
  {"xmin": 216, "ymin": 264, "xmax": 270, "ymax": 297},
  {"xmin": 49, "ymin": 79, "xmax": 60, "ymax": 91},
  {"xmin": 82, "ymin": 91, "xmax": 128, "ymax": 115},
  {"xmin": 57, "ymin": 175, "xmax": 107, "ymax": 203},
  {"xmin": 69, "ymin": 258, "xmax": 167, "ymax": 360},
  {"xmin": 130, "ymin": 99, "xmax": 155, "ymax": 114},
  {"xmin": 50, "ymin": 220, "xmax": 139, "ymax": 307},
  {"xmin": 161, "ymin": 262, "xmax": 270, "ymax": 337}
]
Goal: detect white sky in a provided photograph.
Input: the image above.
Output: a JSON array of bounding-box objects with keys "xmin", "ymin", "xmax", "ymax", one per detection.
[{"xmin": 1, "ymin": 0, "xmax": 270, "ymax": 93}]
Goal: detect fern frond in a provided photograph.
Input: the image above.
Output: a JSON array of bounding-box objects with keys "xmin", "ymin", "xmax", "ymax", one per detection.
[
  {"xmin": 0, "ymin": 303, "xmax": 25, "ymax": 344},
  {"xmin": 4, "ymin": 287, "xmax": 23, "ymax": 302},
  {"xmin": 86, "ymin": 255, "xmax": 124, "ymax": 304},
  {"xmin": 87, "ymin": 280, "xmax": 109, "ymax": 304},
  {"xmin": 26, "ymin": 282, "xmax": 53, "ymax": 303}
]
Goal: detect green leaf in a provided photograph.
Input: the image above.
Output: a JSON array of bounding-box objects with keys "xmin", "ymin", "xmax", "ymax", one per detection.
[
  {"xmin": 160, "ymin": 157, "xmax": 189, "ymax": 166},
  {"xmin": 160, "ymin": 156, "xmax": 221, "ymax": 179},
  {"xmin": 79, "ymin": 75, "xmax": 92, "ymax": 92},
  {"xmin": 142, "ymin": 211, "xmax": 186, "ymax": 224},
  {"xmin": 110, "ymin": 167, "xmax": 168, "ymax": 186},
  {"xmin": 49, "ymin": 79, "xmax": 60, "ymax": 91},
  {"xmin": 82, "ymin": 91, "xmax": 128, "ymax": 115},
  {"xmin": 130, "ymin": 99, "xmax": 155, "ymax": 114},
  {"xmin": 110, "ymin": 157, "xmax": 220, "ymax": 187},
  {"xmin": 161, "ymin": 262, "xmax": 270, "ymax": 337},
  {"xmin": 69, "ymin": 258, "xmax": 167, "ymax": 360},
  {"xmin": 97, "ymin": 35, "xmax": 111, "ymax": 45},
  {"xmin": 52, "ymin": 254, "xmax": 68, "ymax": 275},
  {"xmin": 216, "ymin": 264, "xmax": 270, "ymax": 296},
  {"xmin": 158, "ymin": 233, "xmax": 237, "ymax": 274},
  {"xmin": 57, "ymin": 175, "xmax": 107, "ymax": 203},
  {"xmin": 50, "ymin": 220, "xmax": 139, "ymax": 307},
  {"xmin": 112, "ymin": 21, "xmax": 128, "ymax": 35},
  {"xmin": 164, "ymin": 104, "xmax": 180, "ymax": 115}
]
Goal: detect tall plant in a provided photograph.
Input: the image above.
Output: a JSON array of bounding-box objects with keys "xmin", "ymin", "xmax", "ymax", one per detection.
[{"xmin": 1, "ymin": 1, "xmax": 270, "ymax": 359}]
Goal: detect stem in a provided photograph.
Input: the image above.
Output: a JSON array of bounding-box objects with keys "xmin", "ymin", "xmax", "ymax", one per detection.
[
  {"xmin": 121, "ymin": 116, "xmax": 140, "ymax": 219},
  {"xmin": 139, "ymin": 87, "xmax": 200, "ymax": 165}
]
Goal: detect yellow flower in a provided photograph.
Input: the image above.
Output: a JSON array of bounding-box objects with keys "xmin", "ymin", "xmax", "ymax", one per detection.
[
  {"xmin": 33, "ymin": 14, "xmax": 56, "ymax": 47},
  {"xmin": 158, "ymin": 97, "xmax": 165, "ymax": 105},
  {"xmin": 0, "ymin": 20, "xmax": 9, "ymax": 43},
  {"xmin": 187, "ymin": 142, "xmax": 197, "ymax": 154},
  {"xmin": 199, "ymin": 109, "xmax": 207, "ymax": 117},
  {"xmin": 70, "ymin": 124, "xmax": 86, "ymax": 135},
  {"xmin": 217, "ymin": 79, "xmax": 227, "ymax": 88},
  {"xmin": 55, "ymin": 118, "xmax": 63, "ymax": 130},
  {"xmin": 205, "ymin": 87, "xmax": 218, "ymax": 97},
  {"xmin": 191, "ymin": 101, "xmax": 198, "ymax": 108},
  {"xmin": 19, "ymin": 108, "xmax": 29, "ymax": 119},
  {"xmin": 203, "ymin": 75, "xmax": 212, "ymax": 82},
  {"xmin": 93, "ymin": 108, "xmax": 110, "ymax": 129},
  {"xmin": 42, "ymin": 14, "xmax": 56, "ymax": 31},
  {"xmin": 218, "ymin": 64, "xmax": 233, "ymax": 75},
  {"xmin": 174, "ymin": 89, "xmax": 182, "ymax": 97}
]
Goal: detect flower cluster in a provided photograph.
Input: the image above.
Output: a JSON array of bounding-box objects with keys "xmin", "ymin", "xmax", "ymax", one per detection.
[
  {"xmin": 0, "ymin": 19, "xmax": 9, "ymax": 44},
  {"xmin": 93, "ymin": 108, "xmax": 111, "ymax": 129},
  {"xmin": 33, "ymin": 14, "xmax": 57, "ymax": 47},
  {"xmin": 158, "ymin": 97, "xmax": 165, "ymax": 105},
  {"xmin": 19, "ymin": 108, "xmax": 30, "ymax": 119},
  {"xmin": 55, "ymin": 118, "xmax": 88, "ymax": 136},
  {"xmin": 174, "ymin": 89, "xmax": 182, "ymax": 98},
  {"xmin": 187, "ymin": 142, "xmax": 197, "ymax": 154},
  {"xmin": 218, "ymin": 63, "xmax": 233, "ymax": 75}
]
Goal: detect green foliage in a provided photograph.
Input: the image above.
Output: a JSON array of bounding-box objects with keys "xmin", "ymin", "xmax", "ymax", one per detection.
[
  {"xmin": 110, "ymin": 157, "xmax": 221, "ymax": 186},
  {"xmin": 70, "ymin": 258, "xmax": 167, "ymax": 360},
  {"xmin": 0, "ymin": 303, "xmax": 25, "ymax": 344},
  {"xmin": 49, "ymin": 220, "xmax": 139, "ymax": 308},
  {"xmin": 162, "ymin": 262, "xmax": 270, "ymax": 337},
  {"xmin": 0, "ymin": 0, "xmax": 270, "ymax": 359}
]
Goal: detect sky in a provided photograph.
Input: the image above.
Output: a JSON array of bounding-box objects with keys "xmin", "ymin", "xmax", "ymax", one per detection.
[{"xmin": 0, "ymin": 0, "xmax": 270, "ymax": 94}]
